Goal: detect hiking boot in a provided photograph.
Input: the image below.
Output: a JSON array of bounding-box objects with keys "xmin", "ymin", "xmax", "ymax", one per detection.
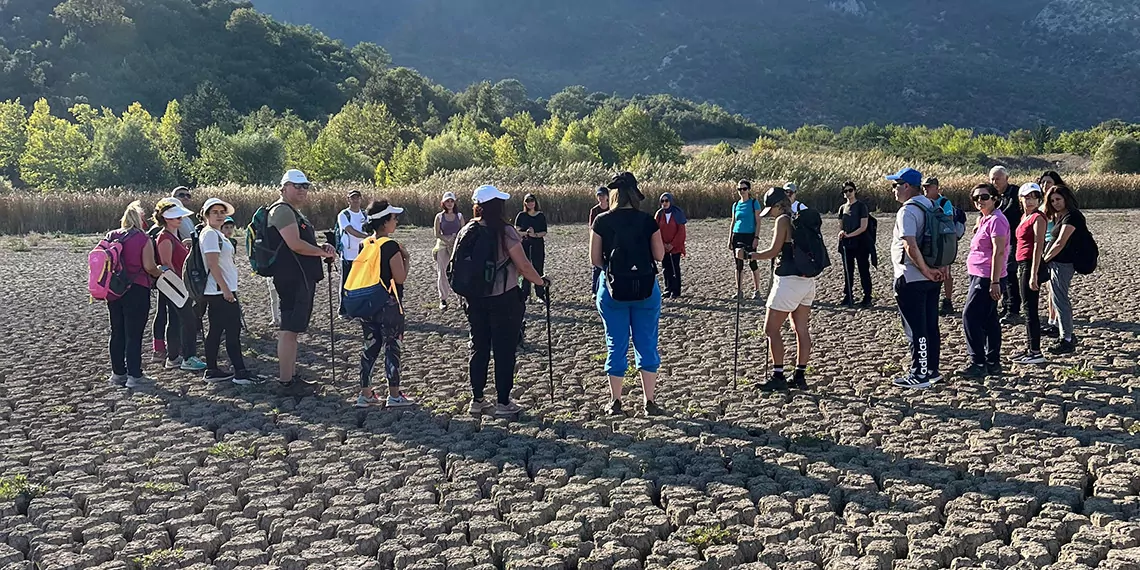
[
  {"xmin": 164, "ymin": 356, "xmax": 183, "ymax": 370},
  {"xmin": 386, "ymin": 393, "xmax": 416, "ymax": 408},
  {"xmin": 125, "ymin": 375, "xmax": 154, "ymax": 388},
  {"xmin": 927, "ymin": 372, "xmax": 943, "ymax": 385},
  {"xmin": 180, "ymin": 356, "xmax": 207, "ymax": 372},
  {"xmin": 439, "ymin": 300, "xmax": 448, "ymax": 311},
  {"xmin": 957, "ymin": 364, "xmax": 988, "ymax": 380},
  {"xmin": 1011, "ymin": 351, "xmax": 1046, "ymax": 365},
  {"xmin": 354, "ymin": 393, "xmax": 382, "ymax": 408},
  {"xmin": 939, "ymin": 298, "xmax": 955, "ymax": 316},
  {"xmin": 759, "ymin": 372, "xmax": 789, "ymax": 392},
  {"xmin": 1041, "ymin": 324, "xmax": 1060, "ymax": 338},
  {"xmin": 840, "ymin": 296, "xmax": 854, "ymax": 307},
  {"xmin": 468, "ymin": 398, "xmax": 496, "ymax": 415},
  {"xmin": 109, "ymin": 373, "xmax": 128, "ymax": 386},
  {"xmin": 643, "ymin": 400, "xmax": 665, "ymax": 417},
  {"xmin": 1048, "ymin": 339, "xmax": 1076, "ymax": 355},
  {"xmin": 605, "ymin": 399, "xmax": 624, "ymax": 416},
  {"xmin": 204, "ymin": 369, "xmax": 234, "ymax": 383},
  {"xmin": 1000, "ymin": 313, "xmax": 1023, "ymax": 326},
  {"xmin": 232, "ymin": 370, "xmax": 263, "ymax": 386},
  {"xmin": 494, "ymin": 401, "xmax": 523, "ymax": 418},
  {"xmin": 986, "ymin": 362, "xmax": 1004, "ymax": 377},
  {"xmin": 751, "ymin": 290, "xmax": 763, "ymax": 300},
  {"xmin": 892, "ymin": 374, "xmax": 932, "ymax": 389},
  {"xmin": 858, "ymin": 298, "xmax": 873, "ymax": 309},
  {"xmin": 791, "ymin": 370, "xmax": 809, "ymax": 390}
]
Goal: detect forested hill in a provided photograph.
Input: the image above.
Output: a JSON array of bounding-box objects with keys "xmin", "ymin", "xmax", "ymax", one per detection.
[{"xmin": 252, "ymin": 0, "xmax": 1140, "ymax": 130}]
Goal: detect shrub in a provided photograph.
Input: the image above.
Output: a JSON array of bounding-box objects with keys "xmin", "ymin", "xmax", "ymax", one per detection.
[{"xmin": 1091, "ymin": 136, "xmax": 1140, "ymax": 174}]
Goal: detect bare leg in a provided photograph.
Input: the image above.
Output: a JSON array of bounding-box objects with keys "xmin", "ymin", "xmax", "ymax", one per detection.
[
  {"xmin": 608, "ymin": 375, "xmax": 623, "ymax": 400},
  {"xmin": 278, "ymin": 331, "xmax": 298, "ymax": 382},
  {"xmin": 640, "ymin": 371, "xmax": 657, "ymax": 402},
  {"xmin": 764, "ymin": 308, "xmax": 790, "ymax": 366},
  {"xmin": 789, "ymin": 304, "xmax": 813, "ymax": 365}
]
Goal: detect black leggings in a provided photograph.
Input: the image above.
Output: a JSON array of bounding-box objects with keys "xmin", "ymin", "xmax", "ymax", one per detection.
[
  {"xmin": 160, "ymin": 293, "xmax": 199, "ymax": 361},
  {"xmin": 204, "ymin": 295, "xmax": 246, "ymax": 373},
  {"xmin": 466, "ymin": 291, "xmax": 525, "ymax": 405},
  {"xmin": 1018, "ymin": 261, "xmax": 1042, "ymax": 353},
  {"xmin": 360, "ymin": 303, "xmax": 404, "ymax": 389},
  {"xmin": 841, "ymin": 240, "xmax": 872, "ymax": 301},
  {"xmin": 732, "ymin": 232, "xmax": 758, "ymax": 272},
  {"xmin": 662, "ymin": 253, "xmax": 682, "ymax": 296},
  {"xmin": 521, "ymin": 238, "xmax": 545, "ymax": 299},
  {"xmin": 963, "ymin": 276, "xmax": 1002, "ymax": 366},
  {"xmin": 109, "ymin": 285, "xmax": 151, "ymax": 377}
]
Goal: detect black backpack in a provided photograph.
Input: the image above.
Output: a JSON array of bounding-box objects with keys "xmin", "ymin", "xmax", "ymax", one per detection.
[
  {"xmin": 448, "ymin": 221, "xmax": 510, "ymax": 299},
  {"xmin": 604, "ymin": 218, "xmax": 657, "ymax": 301},
  {"xmin": 183, "ymin": 223, "xmax": 213, "ymax": 312},
  {"xmin": 247, "ymin": 202, "xmax": 298, "ymax": 277},
  {"xmin": 789, "ymin": 209, "xmax": 831, "ymax": 278},
  {"xmin": 1073, "ymin": 226, "xmax": 1099, "ymax": 275}
]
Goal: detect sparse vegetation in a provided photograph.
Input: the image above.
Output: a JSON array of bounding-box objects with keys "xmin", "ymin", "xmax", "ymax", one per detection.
[
  {"xmin": 142, "ymin": 481, "xmax": 184, "ymax": 494},
  {"xmin": 1058, "ymin": 364, "xmax": 1096, "ymax": 382},
  {"xmin": 681, "ymin": 524, "xmax": 734, "ymax": 550},
  {"xmin": 133, "ymin": 548, "xmax": 186, "ymax": 570},
  {"xmin": 0, "ymin": 475, "xmax": 46, "ymax": 501},
  {"xmin": 208, "ymin": 443, "xmax": 253, "ymax": 460}
]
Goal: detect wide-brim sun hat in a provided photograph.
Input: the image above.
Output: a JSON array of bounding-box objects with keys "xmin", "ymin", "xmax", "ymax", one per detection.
[
  {"xmin": 201, "ymin": 198, "xmax": 235, "ymax": 217},
  {"xmin": 472, "ymin": 184, "xmax": 510, "ymax": 204}
]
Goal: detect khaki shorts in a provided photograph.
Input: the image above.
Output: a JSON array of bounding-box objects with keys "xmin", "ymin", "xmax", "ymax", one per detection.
[{"xmin": 766, "ymin": 275, "xmax": 817, "ymax": 312}]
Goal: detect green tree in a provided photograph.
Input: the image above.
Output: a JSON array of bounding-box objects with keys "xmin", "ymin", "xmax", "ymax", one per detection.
[
  {"xmin": 193, "ymin": 127, "xmax": 284, "ymax": 185},
  {"xmin": 19, "ymin": 98, "xmax": 90, "ymax": 190},
  {"xmin": 524, "ymin": 128, "xmax": 558, "ymax": 165},
  {"xmin": 606, "ymin": 105, "xmax": 682, "ymax": 165},
  {"xmin": 87, "ymin": 108, "xmax": 172, "ymax": 187},
  {"xmin": 547, "ymin": 85, "xmax": 592, "ymax": 120},
  {"xmin": 181, "ymin": 81, "xmax": 239, "ymax": 156},
  {"xmin": 322, "ymin": 101, "xmax": 401, "ymax": 165},
  {"xmin": 0, "ymin": 99, "xmax": 28, "ymax": 177},
  {"xmin": 1091, "ymin": 135, "xmax": 1140, "ymax": 174},
  {"xmin": 389, "ymin": 141, "xmax": 424, "ymax": 185},
  {"xmin": 308, "ymin": 131, "xmax": 372, "ymax": 182},
  {"xmin": 158, "ymin": 100, "xmax": 189, "ymax": 183},
  {"xmin": 492, "ymin": 79, "xmax": 529, "ymax": 118},
  {"xmin": 492, "ymin": 134, "xmax": 521, "ymax": 167},
  {"xmin": 422, "ymin": 131, "xmax": 479, "ymax": 175}
]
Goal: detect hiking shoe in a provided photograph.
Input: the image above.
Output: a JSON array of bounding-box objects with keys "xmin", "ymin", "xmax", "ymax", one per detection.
[
  {"xmin": 468, "ymin": 398, "xmax": 496, "ymax": 415},
  {"xmin": 386, "ymin": 393, "xmax": 415, "ymax": 408},
  {"xmin": 1012, "ymin": 352, "xmax": 1046, "ymax": 365},
  {"xmin": 957, "ymin": 364, "xmax": 988, "ymax": 380},
  {"xmin": 858, "ymin": 298, "xmax": 873, "ymax": 309},
  {"xmin": 164, "ymin": 357, "xmax": 183, "ymax": 370},
  {"xmin": 605, "ymin": 399, "xmax": 624, "ymax": 416},
  {"xmin": 1048, "ymin": 340, "xmax": 1076, "ymax": 355},
  {"xmin": 840, "ymin": 297, "xmax": 854, "ymax": 307},
  {"xmin": 204, "ymin": 369, "xmax": 234, "ymax": 383},
  {"xmin": 927, "ymin": 372, "xmax": 943, "ymax": 385},
  {"xmin": 151, "ymin": 349, "xmax": 166, "ymax": 362},
  {"xmin": 791, "ymin": 371, "xmax": 808, "ymax": 390},
  {"xmin": 1041, "ymin": 324, "xmax": 1060, "ymax": 339},
  {"xmin": 494, "ymin": 401, "xmax": 523, "ymax": 418},
  {"xmin": 439, "ymin": 300, "xmax": 448, "ymax": 311},
  {"xmin": 125, "ymin": 375, "xmax": 154, "ymax": 388},
  {"xmin": 643, "ymin": 400, "xmax": 665, "ymax": 417},
  {"xmin": 354, "ymin": 393, "xmax": 382, "ymax": 408},
  {"xmin": 939, "ymin": 298, "xmax": 955, "ymax": 317},
  {"xmin": 180, "ymin": 356, "xmax": 207, "ymax": 371},
  {"xmin": 232, "ymin": 371, "xmax": 264, "ymax": 386},
  {"xmin": 759, "ymin": 372, "xmax": 789, "ymax": 392},
  {"xmin": 109, "ymin": 373, "xmax": 128, "ymax": 386},
  {"xmin": 986, "ymin": 362, "xmax": 1004, "ymax": 377},
  {"xmin": 892, "ymin": 374, "xmax": 932, "ymax": 389},
  {"xmin": 751, "ymin": 290, "xmax": 763, "ymax": 300},
  {"xmin": 1000, "ymin": 313, "xmax": 1023, "ymax": 326}
]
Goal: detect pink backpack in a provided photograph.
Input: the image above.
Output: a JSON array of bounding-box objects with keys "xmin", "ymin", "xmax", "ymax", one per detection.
[{"xmin": 88, "ymin": 231, "xmax": 135, "ymax": 301}]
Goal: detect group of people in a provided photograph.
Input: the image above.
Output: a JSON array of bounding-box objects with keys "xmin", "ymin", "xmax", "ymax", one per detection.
[{"xmin": 100, "ymin": 163, "xmax": 1092, "ymax": 418}]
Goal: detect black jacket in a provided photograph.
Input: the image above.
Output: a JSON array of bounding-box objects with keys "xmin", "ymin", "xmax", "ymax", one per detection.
[{"xmin": 998, "ymin": 184, "xmax": 1022, "ymax": 231}]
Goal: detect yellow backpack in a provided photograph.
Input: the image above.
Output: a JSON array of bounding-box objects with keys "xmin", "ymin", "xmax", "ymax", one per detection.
[{"xmin": 343, "ymin": 236, "xmax": 402, "ymax": 318}]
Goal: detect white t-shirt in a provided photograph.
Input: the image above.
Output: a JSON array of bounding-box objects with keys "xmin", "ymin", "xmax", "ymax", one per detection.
[
  {"xmin": 791, "ymin": 201, "xmax": 807, "ymax": 214},
  {"xmin": 200, "ymin": 227, "xmax": 239, "ymax": 294},
  {"xmin": 339, "ymin": 208, "xmax": 367, "ymax": 261}
]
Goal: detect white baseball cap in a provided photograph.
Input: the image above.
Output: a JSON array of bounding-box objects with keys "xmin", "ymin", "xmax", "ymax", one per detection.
[
  {"xmin": 367, "ymin": 204, "xmax": 405, "ymax": 220},
  {"xmin": 201, "ymin": 197, "xmax": 235, "ymax": 217},
  {"xmin": 1019, "ymin": 182, "xmax": 1043, "ymax": 196},
  {"xmin": 472, "ymin": 184, "xmax": 510, "ymax": 204},
  {"xmin": 441, "ymin": 191, "xmax": 457, "ymax": 203},
  {"xmin": 281, "ymin": 169, "xmax": 310, "ymax": 186},
  {"xmin": 783, "ymin": 182, "xmax": 798, "ymax": 193}
]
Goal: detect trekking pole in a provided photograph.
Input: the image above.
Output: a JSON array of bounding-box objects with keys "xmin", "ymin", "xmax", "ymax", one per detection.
[
  {"xmin": 733, "ymin": 259, "xmax": 742, "ymax": 390},
  {"xmin": 544, "ymin": 284, "xmax": 554, "ymax": 403},
  {"xmin": 840, "ymin": 239, "xmax": 850, "ymax": 304},
  {"xmin": 327, "ymin": 257, "xmax": 335, "ymax": 386}
]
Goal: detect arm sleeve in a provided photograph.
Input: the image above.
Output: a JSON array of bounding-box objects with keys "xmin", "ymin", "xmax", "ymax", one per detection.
[
  {"xmin": 200, "ymin": 229, "xmax": 222, "ymax": 254},
  {"xmin": 536, "ymin": 213, "xmax": 548, "ymax": 233},
  {"xmin": 514, "ymin": 212, "xmax": 526, "ymax": 230}
]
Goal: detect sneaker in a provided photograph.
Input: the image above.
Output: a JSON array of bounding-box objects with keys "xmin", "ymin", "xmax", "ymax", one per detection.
[
  {"xmin": 957, "ymin": 364, "xmax": 988, "ymax": 380},
  {"xmin": 892, "ymin": 374, "xmax": 932, "ymax": 389},
  {"xmin": 927, "ymin": 372, "xmax": 944, "ymax": 385},
  {"xmin": 494, "ymin": 401, "xmax": 523, "ymax": 418},
  {"xmin": 180, "ymin": 356, "xmax": 207, "ymax": 372},
  {"xmin": 232, "ymin": 371, "xmax": 264, "ymax": 386},
  {"xmin": 151, "ymin": 350, "xmax": 167, "ymax": 362},
  {"xmin": 109, "ymin": 373, "xmax": 128, "ymax": 386},
  {"xmin": 759, "ymin": 372, "xmax": 789, "ymax": 392},
  {"xmin": 1048, "ymin": 340, "xmax": 1076, "ymax": 355},
  {"xmin": 751, "ymin": 290, "xmax": 763, "ymax": 300},
  {"xmin": 354, "ymin": 393, "xmax": 382, "ymax": 408},
  {"xmin": 386, "ymin": 393, "xmax": 415, "ymax": 408},
  {"xmin": 204, "ymin": 369, "xmax": 234, "ymax": 383},
  {"xmin": 840, "ymin": 297, "xmax": 854, "ymax": 307},
  {"xmin": 643, "ymin": 400, "xmax": 665, "ymax": 417},
  {"xmin": 1000, "ymin": 313, "xmax": 1023, "ymax": 326},
  {"xmin": 858, "ymin": 298, "xmax": 873, "ymax": 309},
  {"xmin": 1012, "ymin": 352, "xmax": 1046, "ymax": 365},
  {"xmin": 605, "ymin": 399, "xmax": 624, "ymax": 416},
  {"xmin": 939, "ymin": 298, "xmax": 955, "ymax": 317},
  {"xmin": 125, "ymin": 375, "xmax": 154, "ymax": 388},
  {"xmin": 164, "ymin": 357, "xmax": 183, "ymax": 370},
  {"xmin": 986, "ymin": 362, "xmax": 1004, "ymax": 377},
  {"xmin": 791, "ymin": 371, "xmax": 808, "ymax": 390},
  {"xmin": 1041, "ymin": 324, "xmax": 1060, "ymax": 339},
  {"xmin": 439, "ymin": 300, "xmax": 448, "ymax": 311},
  {"xmin": 468, "ymin": 398, "xmax": 496, "ymax": 415}
]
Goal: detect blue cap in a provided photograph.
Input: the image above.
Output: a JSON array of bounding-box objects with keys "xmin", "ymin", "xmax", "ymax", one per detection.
[
  {"xmin": 886, "ymin": 168, "xmax": 923, "ymax": 187},
  {"xmin": 223, "ymin": 216, "xmax": 235, "ymax": 225}
]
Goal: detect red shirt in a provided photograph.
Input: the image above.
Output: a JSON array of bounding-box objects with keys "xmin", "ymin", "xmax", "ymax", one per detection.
[
  {"xmin": 1015, "ymin": 211, "xmax": 1044, "ymax": 262},
  {"xmin": 157, "ymin": 230, "xmax": 189, "ymax": 274},
  {"xmin": 655, "ymin": 211, "xmax": 687, "ymax": 255}
]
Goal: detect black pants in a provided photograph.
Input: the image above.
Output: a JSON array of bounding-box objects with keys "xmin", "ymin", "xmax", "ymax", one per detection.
[
  {"xmin": 205, "ymin": 295, "xmax": 246, "ymax": 373},
  {"xmin": 1001, "ymin": 251, "xmax": 1021, "ymax": 316},
  {"xmin": 732, "ymin": 232, "xmax": 758, "ymax": 272},
  {"xmin": 963, "ymin": 276, "xmax": 1001, "ymax": 365},
  {"xmin": 894, "ymin": 277, "xmax": 941, "ymax": 379},
  {"xmin": 662, "ymin": 253, "xmax": 682, "ymax": 296},
  {"xmin": 841, "ymin": 240, "xmax": 872, "ymax": 301},
  {"xmin": 109, "ymin": 285, "xmax": 151, "ymax": 377},
  {"xmin": 521, "ymin": 238, "xmax": 545, "ymax": 299},
  {"xmin": 466, "ymin": 291, "xmax": 525, "ymax": 405},
  {"xmin": 360, "ymin": 303, "xmax": 403, "ymax": 389},
  {"xmin": 160, "ymin": 293, "xmax": 198, "ymax": 361},
  {"xmin": 1018, "ymin": 261, "xmax": 1042, "ymax": 353},
  {"xmin": 152, "ymin": 295, "xmax": 168, "ymax": 345}
]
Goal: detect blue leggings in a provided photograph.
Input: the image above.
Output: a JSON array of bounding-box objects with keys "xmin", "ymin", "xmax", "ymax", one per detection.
[{"xmin": 596, "ymin": 280, "xmax": 662, "ymax": 377}]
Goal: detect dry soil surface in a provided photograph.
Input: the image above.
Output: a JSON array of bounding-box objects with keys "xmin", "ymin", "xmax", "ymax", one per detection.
[{"xmin": 0, "ymin": 213, "xmax": 1138, "ymax": 570}]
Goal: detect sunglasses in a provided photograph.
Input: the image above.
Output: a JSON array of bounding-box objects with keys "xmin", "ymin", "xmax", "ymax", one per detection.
[
  {"xmin": 972, "ymin": 194, "xmax": 993, "ymax": 202},
  {"xmin": 660, "ymin": 199, "xmax": 670, "ymax": 203},
  {"xmin": 291, "ymin": 182, "xmax": 311, "ymax": 190},
  {"xmin": 843, "ymin": 189, "xmax": 854, "ymax": 193},
  {"xmin": 737, "ymin": 187, "xmax": 749, "ymax": 192}
]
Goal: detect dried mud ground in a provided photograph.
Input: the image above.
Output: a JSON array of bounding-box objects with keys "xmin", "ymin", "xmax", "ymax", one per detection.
[{"xmin": 1, "ymin": 212, "xmax": 1139, "ymax": 570}]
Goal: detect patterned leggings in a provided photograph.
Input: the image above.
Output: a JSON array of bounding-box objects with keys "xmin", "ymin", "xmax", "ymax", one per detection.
[{"xmin": 359, "ymin": 303, "xmax": 404, "ymax": 389}]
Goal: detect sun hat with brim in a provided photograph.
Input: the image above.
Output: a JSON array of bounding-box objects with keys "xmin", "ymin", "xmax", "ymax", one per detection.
[
  {"xmin": 281, "ymin": 169, "xmax": 310, "ymax": 186},
  {"xmin": 201, "ymin": 198, "xmax": 235, "ymax": 217},
  {"xmin": 367, "ymin": 205, "xmax": 405, "ymax": 220},
  {"xmin": 347, "ymin": 189, "xmax": 362, "ymax": 198},
  {"xmin": 441, "ymin": 191, "xmax": 457, "ymax": 204},
  {"xmin": 783, "ymin": 182, "xmax": 798, "ymax": 194},
  {"xmin": 1019, "ymin": 182, "xmax": 1043, "ymax": 196},
  {"xmin": 758, "ymin": 187, "xmax": 788, "ymax": 217},
  {"xmin": 156, "ymin": 198, "xmax": 193, "ymax": 219},
  {"xmin": 473, "ymin": 184, "xmax": 510, "ymax": 204}
]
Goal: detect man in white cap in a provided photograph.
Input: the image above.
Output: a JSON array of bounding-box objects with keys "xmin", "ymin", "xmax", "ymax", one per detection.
[
  {"xmin": 270, "ymin": 169, "xmax": 336, "ymax": 387},
  {"xmin": 783, "ymin": 182, "xmax": 807, "ymax": 214},
  {"xmin": 337, "ymin": 189, "xmax": 369, "ymax": 314},
  {"xmin": 171, "ymin": 186, "xmax": 196, "ymax": 241}
]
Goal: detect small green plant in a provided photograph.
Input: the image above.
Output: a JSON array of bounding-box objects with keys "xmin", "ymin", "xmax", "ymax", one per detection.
[
  {"xmin": 548, "ymin": 539, "xmax": 562, "ymax": 549},
  {"xmin": 134, "ymin": 394, "xmax": 164, "ymax": 406},
  {"xmin": 133, "ymin": 548, "xmax": 185, "ymax": 570},
  {"xmin": 877, "ymin": 362, "xmax": 902, "ymax": 376},
  {"xmin": 142, "ymin": 481, "xmax": 182, "ymax": 494},
  {"xmin": 1128, "ymin": 423, "xmax": 1140, "ymax": 435},
  {"xmin": 143, "ymin": 456, "xmax": 163, "ymax": 467},
  {"xmin": 589, "ymin": 353, "xmax": 606, "ymax": 363},
  {"xmin": 744, "ymin": 329, "xmax": 764, "ymax": 339},
  {"xmin": 49, "ymin": 404, "xmax": 76, "ymax": 415},
  {"xmin": 261, "ymin": 446, "xmax": 287, "ymax": 458},
  {"xmin": 682, "ymin": 524, "xmax": 733, "ymax": 549},
  {"xmin": 0, "ymin": 475, "xmax": 46, "ymax": 501},
  {"xmin": 624, "ymin": 364, "xmax": 638, "ymax": 378},
  {"xmin": 1059, "ymin": 365, "xmax": 1095, "ymax": 381},
  {"xmin": 208, "ymin": 443, "xmax": 253, "ymax": 460},
  {"xmin": 5, "ymin": 238, "xmax": 30, "ymax": 252}
]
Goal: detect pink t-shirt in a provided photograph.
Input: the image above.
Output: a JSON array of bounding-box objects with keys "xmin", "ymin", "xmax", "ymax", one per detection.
[{"xmin": 966, "ymin": 210, "xmax": 1010, "ymax": 279}]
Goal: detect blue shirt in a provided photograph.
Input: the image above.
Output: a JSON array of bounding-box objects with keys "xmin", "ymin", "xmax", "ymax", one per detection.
[
  {"xmin": 934, "ymin": 195, "xmax": 954, "ymax": 218},
  {"xmin": 732, "ymin": 198, "xmax": 760, "ymax": 234}
]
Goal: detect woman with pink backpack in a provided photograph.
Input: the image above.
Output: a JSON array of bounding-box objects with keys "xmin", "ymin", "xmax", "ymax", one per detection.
[{"xmin": 103, "ymin": 201, "xmax": 166, "ymax": 388}]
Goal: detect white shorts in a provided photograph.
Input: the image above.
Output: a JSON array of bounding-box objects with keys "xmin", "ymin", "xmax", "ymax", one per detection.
[{"xmin": 766, "ymin": 275, "xmax": 816, "ymax": 312}]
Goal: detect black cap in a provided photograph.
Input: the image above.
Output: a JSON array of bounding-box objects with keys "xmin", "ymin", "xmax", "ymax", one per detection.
[
  {"xmin": 347, "ymin": 189, "xmax": 362, "ymax": 197},
  {"xmin": 922, "ymin": 177, "xmax": 939, "ymax": 187},
  {"xmin": 758, "ymin": 187, "xmax": 787, "ymax": 217},
  {"xmin": 607, "ymin": 171, "xmax": 644, "ymax": 200},
  {"xmin": 596, "ymin": 186, "xmax": 608, "ymax": 196}
]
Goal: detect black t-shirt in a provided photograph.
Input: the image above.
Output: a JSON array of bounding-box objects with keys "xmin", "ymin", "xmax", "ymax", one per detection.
[
  {"xmin": 589, "ymin": 205, "xmax": 605, "ymax": 228},
  {"xmin": 592, "ymin": 208, "xmax": 658, "ymax": 266},
  {"xmin": 1051, "ymin": 210, "xmax": 1087, "ymax": 264},
  {"xmin": 377, "ymin": 239, "xmax": 405, "ymax": 299},
  {"xmin": 515, "ymin": 212, "xmax": 548, "ymax": 241},
  {"xmin": 839, "ymin": 200, "xmax": 869, "ymax": 234}
]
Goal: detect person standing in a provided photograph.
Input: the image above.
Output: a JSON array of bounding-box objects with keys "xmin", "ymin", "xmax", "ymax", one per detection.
[
  {"xmin": 152, "ymin": 199, "xmax": 206, "ymax": 373},
  {"xmin": 1042, "ymin": 184, "xmax": 1084, "ymax": 355},
  {"xmin": 589, "ymin": 187, "xmax": 609, "ymax": 294},
  {"xmin": 922, "ymin": 177, "xmax": 959, "ymax": 316},
  {"xmin": 783, "ymin": 182, "xmax": 808, "ymax": 214},
  {"xmin": 730, "ymin": 179, "xmax": 764, "ymax": 299},
  {"xmin": 655, "ymin": 192, "xmax": 687, "ymax": 299},
  {"xmin": 837, "ymin": 181, "xmax": 872, "ymax": 307},
  {"xmin": 990, "ymin": 166, "xmax": 1022, "ymax": 323},
  {"xmin": 462, "ymin": 185, "xmax": 548, "ymax": 418},
  {"xmin": 886, "ymin": 168, "xmax": 946, "ymax": 389},
  {"xmin": 153, "ymin": 187, "xmax": 196, "ymax": 360},
  {"xmin": 433, "ymin": 192, "xmax": 464, "ymax": 310},
  {"xmin": 737, "ymin": 187, "xmax": 816, "ymax": 391},
  {"xmin": 1037, "ymin": 171, "xmax": 1067, "ymax": 339},
  {"xmin": 107, "ymin": 201, "xmax": 166, "ymax": 388},
  {"xmin": 270, "ymin": 169, "xmax": 337, "ymax": 387},
  {"xmin": 337, "ymin": 190, "xmax": 369, "ymax": 315},
  {"xmin": 515, "ymin": 193, "xmax": 548, "ymax": 302},
  {"xmin": 592, "ymin": 172, "xmax": 665, "ymax": 417},
  {"xmin": 199, "ymin": 198, "xmax": 253, "ymax": 384},
  {"xmin": 957, "ymin": 184, "xmax": 1010, "ymax": 379},
  {"xmin": 1011, "ymin": 183, "xmax": 1048, "ymax": 365}
]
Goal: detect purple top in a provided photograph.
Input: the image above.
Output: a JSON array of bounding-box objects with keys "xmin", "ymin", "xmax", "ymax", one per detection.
[
  {"xmin": 109, "ymin": 229, "xmax": 152, "ymax": 289},
  {"xmin": 966, "ymin": 210, "xmax": 1010, "ymax": 279},
  {"xmin": 438, "ymin": 212, "xmax": 464, "ymax": 237}
]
